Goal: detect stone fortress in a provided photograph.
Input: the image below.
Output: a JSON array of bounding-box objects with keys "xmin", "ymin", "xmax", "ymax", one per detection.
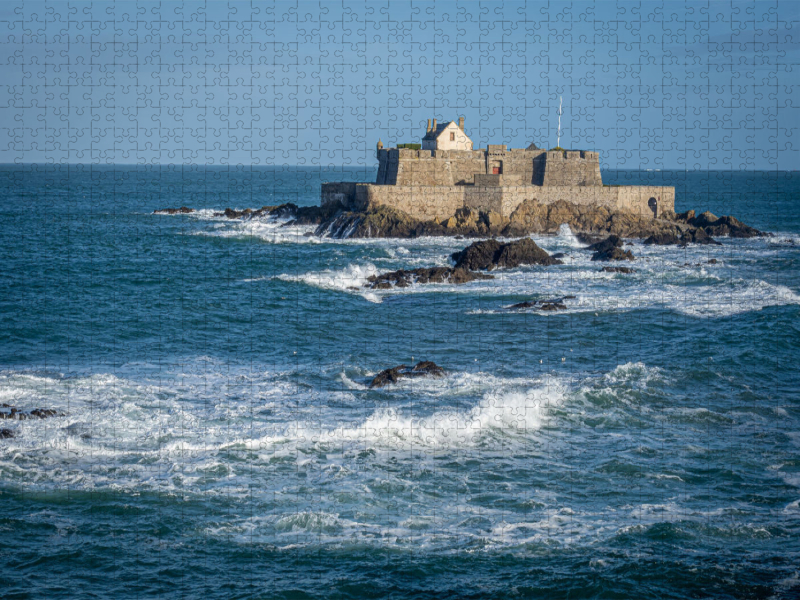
[{"xmin": 322, "ymin": 118, "xmax": 675, "ymax": 222}]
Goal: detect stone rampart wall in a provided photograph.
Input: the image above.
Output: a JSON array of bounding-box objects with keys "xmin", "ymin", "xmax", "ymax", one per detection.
[
  {"xmin": 540, "ymin": 151, "xmax": 603, "ymax": 186},
  {"xmin": 322, "ymin": 182, "xmax": 676, "ymax": 222}
]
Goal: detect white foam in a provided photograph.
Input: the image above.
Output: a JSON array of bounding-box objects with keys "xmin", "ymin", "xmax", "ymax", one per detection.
[
  {"xmin": 556, "ymin": 223, "xmax": 585, "ymax": 248},
  {"xmin": 276, "ymin": 263, "xmax": 382, "ymax": 302}
]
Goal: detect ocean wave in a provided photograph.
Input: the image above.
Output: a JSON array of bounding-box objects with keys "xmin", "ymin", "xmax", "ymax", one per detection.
[{"xmin": 276, "ymin": 263, "xmax": 382, "ymax": 303}]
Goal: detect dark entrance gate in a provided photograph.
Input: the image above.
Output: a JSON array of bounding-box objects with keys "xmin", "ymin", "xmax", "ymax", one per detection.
[{"xmin": 648, "ymin": 197, "xmax": 658, "ymax": 218}]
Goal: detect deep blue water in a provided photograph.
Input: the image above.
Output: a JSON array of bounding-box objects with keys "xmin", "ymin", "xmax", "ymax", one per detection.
[{"xmin": 1, "ymin": 165, "xmax": 799, "ymax": 599}]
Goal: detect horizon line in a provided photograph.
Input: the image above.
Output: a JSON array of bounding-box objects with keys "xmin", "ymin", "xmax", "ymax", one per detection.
[{"xmin": 0, "ymin": 163, "xmax": 795, "ymax": 172}]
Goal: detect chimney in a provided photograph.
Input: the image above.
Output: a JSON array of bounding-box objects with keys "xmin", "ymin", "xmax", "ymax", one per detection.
[
  {"xmin": 459, "ymin": 117, "xmax": 464, "ymax": 131},
  {"xmin": 432, "ymin": 118, "xmax": 437, "ymax": 131},
  {"xmin": 427, "ymin": 119, "xmax": 431, "ymax": 132}
]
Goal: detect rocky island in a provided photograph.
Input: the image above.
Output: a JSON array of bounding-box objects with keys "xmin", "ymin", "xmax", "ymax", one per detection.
[{"xmin": 156, "ymin": 118, "xmax": 764, "ymax": 245}]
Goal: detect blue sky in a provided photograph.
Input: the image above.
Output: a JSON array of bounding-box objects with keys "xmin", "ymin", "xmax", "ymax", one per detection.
[{"xmin": 1, "ymin": 0, "xmax": 798, "ymax": 169}]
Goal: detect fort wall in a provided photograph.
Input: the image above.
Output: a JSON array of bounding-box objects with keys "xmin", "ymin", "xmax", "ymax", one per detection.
[
  {"xmin": 326, "ymin": 143, "xmax": 675, "ymax": 227},
  {"xmin": 322, "ymin": 182, "xmax": 676, "ymax": 222}
]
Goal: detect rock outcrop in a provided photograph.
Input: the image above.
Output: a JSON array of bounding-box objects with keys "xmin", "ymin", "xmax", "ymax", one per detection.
[
  {"xmin": 451, "ymin": 238, "xmax": 562, "ymax": 271},
  {"xmin": 0, "ymin": 403, "xmax": 64, "ymax": 420},
  {"xmin": 154, "ymin": 206, "xmax": 194, "ymax": 214},
  {"xmin": 680, "ymin": 228, "xmax": 721, "ymax": 245},
  {"xmin": 365, "ymin": 267, "xmax": 492, "ymax": 289},
  {"xmin": 601, "ymin": 266, "xmax": 636, "ymax": 274},
  {"xmin": 155, "ymin": 198, "xmax": 765, "ymax": 243},
  {"xmin": 369, "ymin": 361, "xmax": 445, "ymax": 388},
  {"xmin": 644, "ymin": 232, "xmax": 682, "ymax": 245}
]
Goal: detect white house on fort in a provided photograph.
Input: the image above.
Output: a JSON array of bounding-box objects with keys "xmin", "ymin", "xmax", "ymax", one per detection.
[{"xmin": 421, "ymin": 118, "xmax": 473, "ymax": 151}]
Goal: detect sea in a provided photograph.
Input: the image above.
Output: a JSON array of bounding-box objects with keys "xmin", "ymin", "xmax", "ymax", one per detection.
[{"xmin": 1, "ymin": 165, "xmax": 799, "ymax": 599}]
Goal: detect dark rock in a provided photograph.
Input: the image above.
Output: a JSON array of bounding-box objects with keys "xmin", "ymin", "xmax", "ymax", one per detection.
[
  {"xmin": 551, "ymin": 252, "xmax": 567, "ymax": 259},
  {"xmin": 451, "ymin": 238, "xmax": 562, "ymax": 271},
  {"xmin": 365, "ymin": 267, "xmax": 493, "ymax": 289},
  {"xmin": 0, "ymin": 428, "xmax": 14, "ymax": 439},
  {"xmin": 223, "ymin": 207, "xmax": 252, "ymax": 219},
  {"xmin": 588, "ymin": 236, "xmax": 634, "ymax": 261},
  {"xmin": 707, "ymin": 258, "xmax": 718, "ymax": 264},
  {"xmin": 689, "ymin": 211, "xmax": 719, "ymax": 228},
  {"xmin": 644, "ymin": 232, "xmax": 681, "ymax": 245},
  {"xmin": 675, "ymin": 209, "xmax": 696, "ymax": 223},
  {"xmin": 154, "ymin": 206, "xmax": 194, "ymax": 214},
  {"xmin": 587, "ymin": 235, "xmax": 623, "ymax": 253},
  {"xmin": 507, "ymin": 296, "xmax": 575, "ymax": 311},
  {"xmin": 508, "ymin": 301, "xmax": 538, "ymax": 310},
  {"xmin": 369, "ymin": 361, "xmax": 446, "ymax": 388},
  {"xmin": 575, "ymin": 232, "xmax": 606, "ymax": 245},
  {"xmin": 269, "ymin": 203, "xmax": 300, "ymax": 219},
  {"xmin": 0, "ymin": 403, "xmax": 64, "ymax": 420},
  {"xmin": 601, "ymin": 266, "xmax": 636, "ymax": 274},
  {"xmin": 680, "ymin": 228, "xmax": 721, "ymax": 245},
  {"xmin": 593, "ymin": 247, "xmax": 635, "ymax": 261},
  {"xmin": 703, "ymin": 215, "xmax": 764, "ymax": 238},
  {"xmin": 538, "ymin": 302, "xmax": 567, "ymax": 311}
]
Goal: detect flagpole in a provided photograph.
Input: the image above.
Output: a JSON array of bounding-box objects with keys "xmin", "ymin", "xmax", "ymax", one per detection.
[{"xmin": 557, "ymin": 96, "xmax": 563, "ymax": 148}]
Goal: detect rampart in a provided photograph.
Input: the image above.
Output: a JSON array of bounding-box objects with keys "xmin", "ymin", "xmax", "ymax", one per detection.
[{"xmin": 321, "ymin": 182, "xmax": 676, "ymax": 222}]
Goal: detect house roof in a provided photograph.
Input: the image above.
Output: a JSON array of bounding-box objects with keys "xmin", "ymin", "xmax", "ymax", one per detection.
[{"xmin": 422, "ymin": 121, "xmax": 455, "ymax": 141}]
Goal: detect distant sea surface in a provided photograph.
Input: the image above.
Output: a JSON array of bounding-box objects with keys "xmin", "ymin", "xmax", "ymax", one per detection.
[{"xmin": 1, "ymin": 165, "xmax": 799, "ymax": 599}]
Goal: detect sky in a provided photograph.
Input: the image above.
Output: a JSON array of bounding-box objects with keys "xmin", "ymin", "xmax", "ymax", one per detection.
[{"xmin": 1, "ymin": 0, "xmax": 798, "ymax": 170}]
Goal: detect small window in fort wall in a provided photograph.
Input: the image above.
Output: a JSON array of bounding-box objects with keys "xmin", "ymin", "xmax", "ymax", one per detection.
[
  {"xmin": 491, "ymin": 161, "xmax": 503, "ymax": 175},
  {"xmin": 450, "ymin": 132, "xmax": 455, "ymax": 141}
]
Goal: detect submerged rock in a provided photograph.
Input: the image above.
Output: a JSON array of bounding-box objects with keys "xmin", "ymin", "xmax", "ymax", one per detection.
[
  {"xmin": 0, "ymin": 403, "xmax": 64, "ymax": 420},
  {"xmin": 601, "ymin": 266, "xmax": 636, "ymax": 274},
  {"xmin": 0, "ymin": 428, "xmax": 14, "ymax": 439},
  {"xmin": 451, "ymin": 238, "xmax": 562, "ymax": 271},
  {"xmin": 365, "ymin": 267, "xmax": 493, "ymax": 289},
  {"xmin": 369, "ymin": 361, "xmax": 445, "ymax": 388},
  {"xmin": 507, "ymin": 295, "xmax": 576, "ymax": 311},
  {"xmin": 154, "ymin": 206, "xmax": 194, "ymax": 214}
]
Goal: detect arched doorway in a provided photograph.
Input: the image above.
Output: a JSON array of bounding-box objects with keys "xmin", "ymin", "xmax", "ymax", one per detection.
[{"xmin": 648, "ymin": 197, "xmax": 658, "ymax": 218}]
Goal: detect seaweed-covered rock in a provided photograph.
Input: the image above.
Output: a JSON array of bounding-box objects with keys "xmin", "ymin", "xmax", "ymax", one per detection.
[
  {"xmin": 365, "ymin": 267, "xmax": 492, "ymax": 289},
  {"xmin": 369, "ymin": 361, "xmax": 445, "ymax": 388},
  {"xmin": 154, "ymin": 206, "xmax": 194, "ymax": 214},
  {"xmin": 451, "ymin": 238, "xmax": 562, "ymax": 271}
]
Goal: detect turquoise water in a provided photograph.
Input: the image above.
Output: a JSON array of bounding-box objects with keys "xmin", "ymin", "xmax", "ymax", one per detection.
[{"xmin": 1, "ymin": 165, "xmax": 799, "ymax": 599}]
